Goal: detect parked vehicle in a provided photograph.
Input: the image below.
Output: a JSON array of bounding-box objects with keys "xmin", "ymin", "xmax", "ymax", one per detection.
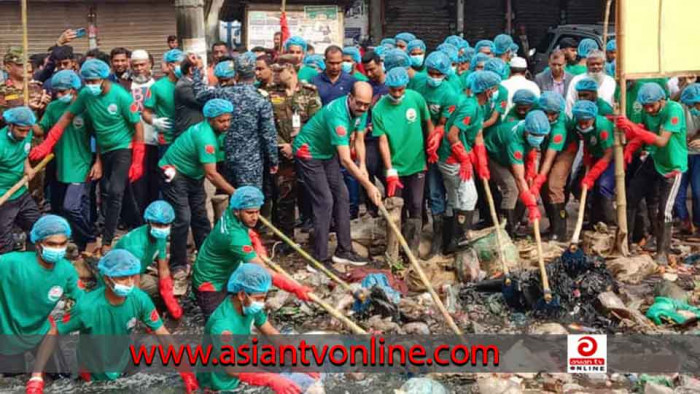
[{"xmin": 531, "ymin": 24, "xmax": 615, "ymax": 74}]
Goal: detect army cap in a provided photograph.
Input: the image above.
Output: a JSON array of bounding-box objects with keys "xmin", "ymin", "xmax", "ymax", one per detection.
[
  {"xmin": 271, "ymin": 54, "xmax": 299, "ymax": 71},
  {"xmin": 4, "ymin": 46, "xmax": 24, "ymax": 64}
]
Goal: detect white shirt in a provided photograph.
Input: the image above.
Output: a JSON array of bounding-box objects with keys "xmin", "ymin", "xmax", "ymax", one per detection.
[
  {"xmin": 130, "ymin": 78, "xmax": 157, "ymax": 146},
  {"xmin": 501, "ymin": 75, "xmax": 541, "ymax": 115},
  {"xmin": 565, "ymin": 73, "xmax": 617, "ymax": 117}
]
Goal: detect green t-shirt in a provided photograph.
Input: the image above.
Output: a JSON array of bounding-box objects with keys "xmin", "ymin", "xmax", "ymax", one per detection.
[
  {"xmin": 578, "ymin": 115, "xmax": 614, "ymax": 159},
  {"xmin": 57, "ymin": 287, "xmax": 163, "ymax": 381},
  {"xmin": 0, "ymin": 251, "xmax": 82, "ymax": 355},
  {"xmin": 565, "ymin": 64, "xmax": 587, "ymax": 76},
  {"xmin": 446, "ymin": 71, "xmax": 463, "ymax": 93},
  {"xmin": 298, "ymin": 66, "xmax": 319, "ymax": 83},
  {"xmin": 615, "ymin": 79, "xmax": 669, "ymax": 123},
  {"xmin": 158, "ymin": 121, "xmax": 219, "ymax": 180},
  {"xmin": 542, "ymin": 114, "xmax": 572, "ymax": 153},
  {"xmin": 144, "ymin": 77, "xmax": 177, "ymax": 144},
  {"xmin": 114, "ymin": 225, "xmax": 167, "ymax": 274},
  {"xmin": 0, "ymin": 126, "xmax": 32, "ymax": 201},
  {"xmin": 68, "ymin": 83, "xmax": 140, "ymax": 153},
  {"xmin": 485, "ymin": 120, "xmax": 531, "ymax": 167},
  {"xmin": 438, "ymin": 96, "xmax": 483, "ymax": 162},
  {"xmin": 407, "ymin": 71, "xmax": 427, "ymax": 91},
  {"xmin": 292, "ymin": 95, "xmax": 368, "ymax": 160},
  {"xmin": 595, "ymin": 98, "xmax": 614, "ymax": 117},
  {"xmin": 40, "ymin": 100, "xmax": 93, "ymax": 183},
  {"xmin": 459, "ymin": 70, "xmax": 472, "ymax": 91},
  {"xmin": 641, "ymin": 100, "xmax": 688, "ymax": 175},
  {"xmin": 482, "ymin": 85, "xmax": 509, "ymax": 136},
  {"xmin": 412, "ymin": 77, "xmax": 459, "ymax": 124},
  {"xmin": 192, "ymin": 211, "xmax": 257, "ymax": 292},
  {"xmin": 503, "ymin": 106, "xmax": 529, "ymax": 123},
  {"xmin": 352, "ymin": 71, "xmax": 369, "ymax": 82},
  {"xmin": 371, "ymin": 90, "xmax": 429, "ymax": 176},
  {"xmin": 197, "ymin": 297, "xmax": 267, "ymax": 391}
]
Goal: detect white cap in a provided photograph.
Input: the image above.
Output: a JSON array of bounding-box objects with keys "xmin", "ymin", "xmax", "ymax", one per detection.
[
  {"xmin": 131, "ymin": 50, "xmax": 149, "ymax": 61},
  {"xmin": 510, "ymin": 56, "xmax": 527, "ymax": 69}
]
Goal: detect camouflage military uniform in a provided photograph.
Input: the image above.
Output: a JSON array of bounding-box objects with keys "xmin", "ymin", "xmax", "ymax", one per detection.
[
  {"xmin": 268, "ymin": 82, "xmax": 322, "ymax": 235},
  {"xmin": 0, "ymin": 48, "xmax": 46, "ymax": 207},
  {"xmin": 192, "ymin": 68, "xmax": 277, "ymax": 190}
]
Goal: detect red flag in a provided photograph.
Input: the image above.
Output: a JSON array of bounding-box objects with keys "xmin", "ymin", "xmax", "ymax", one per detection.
[{"xmin": 280, "ymin": 12, "xmax": 290, "ymax": 51}]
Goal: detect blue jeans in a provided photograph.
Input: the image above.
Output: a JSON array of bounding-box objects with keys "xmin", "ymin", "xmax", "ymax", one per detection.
[
  {"xmin": 674, "ymin": 154, "xmax": 700, "ymax": 225},
  {"xmin": 341, "ymin": 167, "xmax": 359, "ymax": 218},
  {"xmin": 426, "ymin": 163, "xmax": 446, "ymax": 215},
  {"xmin": 595, "ymin": 160, "xmax": 616, "ymax": 199},
  {"xmin": 57, "ymin": 182, "xmax": 95, "ymax": 251}
]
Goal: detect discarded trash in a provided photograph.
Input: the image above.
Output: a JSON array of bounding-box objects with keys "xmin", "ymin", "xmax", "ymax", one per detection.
[
  {"xmin": 405, "ymin": 260, "xmax": 456, "ymax": 292},
  {"xmin": 468, "ymin": 224, "xmax": 520, "ymax": 276},
  {"xmin": 476, "ymin": 375, "xmax": 523, "ymax": 394},
  {"xmin": 607, "ymin": 255, "xmax": 658, "ymax": 284},
  {"xmin": 398, "ymin": 377, "xmax": 449, "ymax": 394},
  {"xmin": 654, "ymin": 280, "xmax": 688, "ymax": 302},
  {"xmin": 582, "ymin": 222, "xmax": 615, "ymax": 256},
  {"xmin": 646, "ymin": 297, "xmax": 700, "ymax": 325},
  {"xmin": 454, "ymin": 246, "xmax": 483, "ymax": 282}
]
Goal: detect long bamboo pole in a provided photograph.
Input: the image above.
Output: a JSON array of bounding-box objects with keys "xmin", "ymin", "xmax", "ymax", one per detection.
[
  {"xmin": 0, "ymin": 154, "xmax": 54, "ymax": 207},
  {"xmin": 614, "ymin": 0, "xmax": 630, "ymax": 256},
  {"xmin": 21, "ymin": 0, "xmax": 29, "ymax": 104}
]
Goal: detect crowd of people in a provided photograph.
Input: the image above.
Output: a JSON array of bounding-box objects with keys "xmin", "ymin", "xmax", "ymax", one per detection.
[{"xmin": 0, "ymin": 27, "xmax": 698, "ymax": 393}]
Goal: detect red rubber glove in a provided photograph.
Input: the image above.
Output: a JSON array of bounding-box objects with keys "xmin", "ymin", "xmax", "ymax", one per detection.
[
  {"xmin": 524, "ymin": 149, "xmax": 538, "ymax": 182},
  {"xmin": 581, "ymin": 158, "xmax": 610, "ymax": 190},
  {"xmin": 426, "ymin": 126, "xmax": 445, "ymax": 163},
  {"xmin": 26, "ymin": 377, "xmax": 44, "ymax": 394},
  {"xmin": 29, "ymin": 124, "xmax": 66, "ymax": 161},
  {"xmin": 450, "ymin": 142, "xmax": 472, "ymax": 181},
  {"xmin": 624, "ymin": 138, "xmax": 644, "ymax": 166},
  {"xmin": 239, "ymin": 372, "xmax": 302, "ymax": 394},
  {"xmin": 159, "ymin": 277, "xmax": 183, "ymax": 319},
  {"xmin": 519, "ymin": 189, "xmax": 540, "ymax": 222},
  {"xmin": 615, "ymin": 116, "xmax": 657, "ymax": 144},
  {"xmin": 386, "ymin": 168, "xmax": 403, "ymax": 197},
  {"xmin": 530, "ymin": 173, "xmax": 547, "ymax": 198},
  {"xmin": 128, "ymin": 141, "xmax": 146, "ymax": 183},
  {"xmin": 248, "ymin": 229, "xmax": 268, "ymax": 258},
  {"xmin": 528, "ymin": 205, "xmax": 541, "ymax": 221},
  {"xmin": 179, "ymin": 372, "xmax": 199, "ymax": 394},
  {"xmin": 272, "ymin": 273, "xmax": 312, "ymax": 301},
  {"xmin": 473, "ymin": 143, "xmax": 490, "ymax": 180}
]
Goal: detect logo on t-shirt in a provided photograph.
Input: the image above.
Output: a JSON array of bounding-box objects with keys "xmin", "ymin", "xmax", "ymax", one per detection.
[
  {"xmin": 150, "ymin": 309, "xmax": 159, "ymax": 323},
  {"xmin": 553, "ymin": 134, "xmax": 563, "ymax": 144},
  {"xmin": 671, "ymin": 116, "xmax": 679, "ymax": 125},
  {"xmin": 73, "ymin": 116, "xmax": 85, "ymax": 129},
  {"xmin": 242, "ymin": 245, "xmax": 253, "ymax": 253},
  {"xmin": 600, "ymin": 131, "xmax": 609, "ymax": 141},
  {"xmin": 126, "ymin": 317, "xmax": 137, "ymax": 332},
  {"xmin": 220, "ymin": 330, "xmax": 232, "ymax": 344},
  {"xmin": 24, "ymin": 142, "xmax": 30, "ymax": 153},
  {"xmin": 428, "ymin": 104, "xmax": 442, "ymax": 115},
  {"xmin": 335, "ymin": 126, "xmax": 347, "ymax": 137},
  {"xmin": 633, "ymin": 101, "xmax": 643, "ymax": 113},
  {"xmin": 47, "ymin": 285, "xmax": 64, "ymax": 302},
  {"xmin": 406, "ymin": 108, "xmax": 417, "ymax": 123},
  {"xmin": 590, "ymin": 136, "xmax": 598, "ymax": 146},
  {"xmin": 205, "ymin": 145, "xmax": 215, "ymax": 155},
  {"xmin": 513, "ymin": 150, "xmax": 523, "ymax": 160},
  {"xmin": 107, "ymin": 103, "xmax": 119, "ymax": 115}
]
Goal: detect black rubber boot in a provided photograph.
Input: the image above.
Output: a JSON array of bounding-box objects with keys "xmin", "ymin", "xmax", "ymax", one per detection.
[
  {"xmin": 601, "ymin": 197, "xmax": 616, "ymax": 226},
  {"xmin": 442, "ymin": 215, "xmax": 455, "ymax": 254},
  {"xmin": 456, "ymin": 210, "xmax": 475, "ymax": 247},
  {"xmin": 550, "ymin": 203, "xmax": 567, "ymax": 241},
  {"xmin": 656, "ymin": 222, "xmax": 673, "ymax": 265},
  {"xmin": 405, "ymin": 218, "xmax": 422, "ymax": 257},
  {"xmin": 545, "ymin": 202, "xmax": 557, "ymax": 239},
  {"xmin": 502, "ymin": 209, "xmax": 516, "ymax": 238},
  {"xmin": 427, "ymin": 214, "xmax": 444, "ymax": 259}
]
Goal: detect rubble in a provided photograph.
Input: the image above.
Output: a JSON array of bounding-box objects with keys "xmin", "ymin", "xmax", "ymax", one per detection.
[
  {"xmin": 398, "ymin": 377, "xmax": 449, "ymax": 394},
  {"xmin": 475, "ymin": 375, "xmax": 522, "ymax": 394},
  {"xmin": 607, "ymin": 255, "xmax": 659, "ymax": 284}
]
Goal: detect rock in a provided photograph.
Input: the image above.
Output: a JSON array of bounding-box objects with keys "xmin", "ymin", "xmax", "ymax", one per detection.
[
  {"xmin": 402, "ymin": 322, "xmax": 430, "ymax": 335},
  {"xmin": 662, "ymin": 273, "xmax": 678, "ymax": 282},
  {"xmin": 562, "ymin": 383, "xmax": 584, "ymax": 393},
  {"xmin": 266, "ymin": 290, "xmax": 290, "ymax": 310},
  {"xmin": 643, "ymin": 382, "xmax": 673, "ymax": 394},
  {"xmin": 654, "ymin": 280, "xmax": 688, "ymax": 302},
  {"xmin": 398, "ymin": 377, "xmax": 449, "ymax": 394},
  {"xmin": 352, "ymin": 241, "xmax": 369, "ymax": 258},
  {"xmin": 583, "ymin": 373, "xmax": 609, "ymax": 385},
  {"xmin": 607, "ymin": 255, "xmax": 658, "ymax": 284},
  {"xmin": 598, "ymin": 291, "xmax": 627, "ymax": 311},
  {"xmin": 542, "ymin": 377, "xmax": 562, "ymax": 393},
  {"xmin": 530, "ymin": 322, "xmax": 568, "ymax": 335},
  {"xmin": 476, "ymin": 376, "xmax": 522, "ymax": 394}
]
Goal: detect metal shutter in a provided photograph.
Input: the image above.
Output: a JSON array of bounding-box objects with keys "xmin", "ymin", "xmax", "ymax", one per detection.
[
  {"xmin": 463, "ymin": 0, "xmax": 506, "ymax": 42},
  {"xmin": 513, "ymin": 0, "xmax": 561, "ymax": 50},
  {"xmin": 564, "ymin": 0, "xmax": 605, "ymax": 25},
  {"xmin": 384, "ymin": 0, "xmax": 452, "ymax": 50}
]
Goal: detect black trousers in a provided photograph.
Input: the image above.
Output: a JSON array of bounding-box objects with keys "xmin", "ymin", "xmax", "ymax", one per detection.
[
  {"xmin": 0, "ymin": 192, "xmax": 40, "ymax": 253},
  {"xmin": 295, "ymin": 156, "xmax": 352, "ymax": 261},
  {"xmin": 161, "ymin": 170, "xmax": 211, "ymax": 270},
  {"xmin": 100, "ymin": 149, "xmax": 131, "ymax": 245},
  {"xmin": 121, "ymin": 144, "xmax": 160, "ymax": 228},
  {"xmin": 194, "ymin": 289, "xmax": 228, "ymax": 323},
  {"xmin": 389, "ymin": 171, "xmax": 426, "ymax": 218}
]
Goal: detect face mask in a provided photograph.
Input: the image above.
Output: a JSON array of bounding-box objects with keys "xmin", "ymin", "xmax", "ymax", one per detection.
[
  {"xmin": 388, "ymin": 94, "xmax": 404, "ymax": 104},
  {"xmin": 527, "ymin": 134, "xmax": 545, "ymax": 148},
  {"xmin": 58, "ymin": 94, "xmax": 73, "ymax": 103},
  {"xmin": 489, "ymin": 92, "xmax": 498, "ymax": 103},
  {"xmin": 243, "ymin": 299, "xmax": 265, "ymax": 315},
  {"xmin": 577, "ymin": 124, "xmax": 594, "ymax": 133},
  {"xmin": 174, "ymin": 65, "xmax": 183, "ymax": 79},
  {"xmin": 110, "ymin": 278, "xmax": 134, "ymax": 297},
  {"xmin": 7, "ymin": 129, "xmax": 17, "ymax": 142},
  {"xmin": 85, "ymin": 83, "xmax": 102, "ymax": 96},
  {"xmin": 341, "ymin": 62, "xmax": 353, "ymax": 74},
  {"xmin": 40, "ymin": 246, "xmax": 67, "ymax": 263},
  {"xmin": 427, "ymin": 76, "xmax": 444, "ymax": 87},
  {"xmin": 451, "ymin": 66, "xmax": 457, "ymax": 74},
  {"xmin": 690, "ymin": 108, "xmax": 700, "ymax": 117},
  {"xmin": 410, "ymin": 55, "xmax": 424, "ymax": 68},
  {"xmin": 150, "ymin": 226, "xmax": 171, "ymax": 239}
]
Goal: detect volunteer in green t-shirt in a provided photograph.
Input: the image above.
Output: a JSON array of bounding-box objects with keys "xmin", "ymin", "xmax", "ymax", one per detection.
[
  {"xmin": 529, "ymin": 92, "xmax": 575, "ymax": 240},
  {"xmin": 193, "ymin": 186, "xmax": 310, "ymax": 320},
  {"xmin": 26, "ymin": 250, "xmax": 199, "ymax": 392},
  {"xmin": 571, "ymin": 100, "xmax": 616, "ymax": 226},
  {"xmin": 0, "ymin": 216, "xmax": 82, "ymax": 375},
  {"xmin": 114, "ymin": 200, "xmax": 183, "ymax": 319},
  {"xmin": 158, "ymin": 98, "xmax": 236, "ymax": 275},
  {"xmin": 143, "ymin": 49, "xmax": 183, "ymax": 154},
  {"xmin": 412, "ymin": 51, "xmax": 460, "ymax": 257},
  {"xmin": 408, "ymin": 39, "xmax": 427, "ymax": 75},
  {"xmin": 616, "ymin": 83, "xmax": 688, "ymax": 264},
  {"xmin": 29, "ymin": 59, "xmax": 146, "ymax": 255},
  {"xmin": 36, "ymin": 70, "xmax": 97, "ymax": 252},
  {"xmin": 299, "ymin": 54, "xmax": 324, "ymax": 83},
  {"xmin": 293, "ymin": 82, "xmax": 382, "ymax": 265},
  {"xmin": 574, "ymin": 78, "xmax": 614, "ymax": 117},
  {"xmin": 504, "ymin": 89, "xmax": 538, "ymax": 123},
  {"xmin": 198, "ymin": 263, "xmax": 317, "ymax": 393},
  {"xmin": 485, "ymin": 110, "xmax": 551, "ymax": 236},
  {"xmin": 342, "ymin": 46, "xmax": 368, "ymax": 82},
  {"xmin": 0, "ymin": 106, "xmax": 40, "ymax": 253},
  {"xmin": 482, "ymin": 58, "xmax": 510, "ymax": 133},
  {"xmin": 436, "ymin": 43, "xmax": 463, "ymax": 94},
  {"xmin": 372, "ymin": 67, "xmax": 432, "ymax": 253}
]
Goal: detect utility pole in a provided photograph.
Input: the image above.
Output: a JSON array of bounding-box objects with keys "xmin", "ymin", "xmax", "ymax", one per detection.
[{"xmin": 175, "ymin": 0, "xmax": 208, "ymax": 68}]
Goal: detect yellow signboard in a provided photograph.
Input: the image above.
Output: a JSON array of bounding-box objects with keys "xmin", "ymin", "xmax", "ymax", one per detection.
[{"xmin": 621, "ymin": 0, "xmax": 700, "ymax": 77}]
